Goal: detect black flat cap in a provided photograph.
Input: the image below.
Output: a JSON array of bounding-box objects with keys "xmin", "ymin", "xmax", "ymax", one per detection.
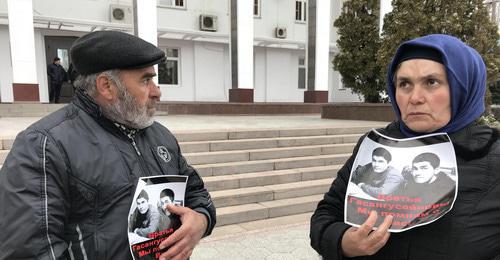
[{"xmin": 70, "ymin": 30, "xmax": 165, "ymax": 75}]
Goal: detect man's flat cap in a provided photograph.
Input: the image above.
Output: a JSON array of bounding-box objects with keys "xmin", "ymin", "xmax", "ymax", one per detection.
[{"xmin": 70, "ymin": 30, "xmax": 165, "ymax": 75}]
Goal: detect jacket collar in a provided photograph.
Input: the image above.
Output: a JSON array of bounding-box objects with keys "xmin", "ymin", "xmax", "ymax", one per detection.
[
  {"xmin": 72, "ymin": 88, "xmax": 103, "ymax": 118},
  {"xmin": 449, "ymin": 123, "xmax": 498, "ymax": 160}
]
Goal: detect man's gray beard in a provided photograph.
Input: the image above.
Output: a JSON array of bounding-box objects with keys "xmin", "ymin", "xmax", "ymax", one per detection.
[{"xmin": 101, "ymin": 80, "xmax": 156, "ymax": 129}]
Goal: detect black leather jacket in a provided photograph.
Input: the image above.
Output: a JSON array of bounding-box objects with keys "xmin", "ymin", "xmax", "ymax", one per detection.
[
  {"xmin": 310, "ymin": 121, "xmax": 500, "ymax": 260},
  {"xmin": 0, "ymin": 90, "xmax": 216, "ymax": 259}
]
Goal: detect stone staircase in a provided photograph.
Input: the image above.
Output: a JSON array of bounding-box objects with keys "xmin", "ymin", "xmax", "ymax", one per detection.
[
  {"xmin": 0, "ymin": 125, "xmax": 381, "ymax": 227},
  {"xmin": 174, "ymin": 126, "xmax": 374, "ymax": 227}
]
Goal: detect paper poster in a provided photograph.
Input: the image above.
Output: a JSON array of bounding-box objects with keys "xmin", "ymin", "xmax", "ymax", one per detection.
[
  {"xmin": 128, "ymin": 175, "xmax": 188, "ymax": 259},
  {"xmin": 344, "ymin": 129, "xmax": 457, "ymax": 232}
]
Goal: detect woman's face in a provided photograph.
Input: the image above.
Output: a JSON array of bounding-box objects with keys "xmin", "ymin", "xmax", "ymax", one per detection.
[{"xmin": 395, "ymin": 59, "xmax": 451, "ymax": 133}]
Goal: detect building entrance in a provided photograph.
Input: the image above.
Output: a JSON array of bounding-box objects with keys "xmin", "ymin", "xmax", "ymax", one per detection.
[{"xmin": 44, "ymin": 36, "xmax": 78, "ymax": 103}]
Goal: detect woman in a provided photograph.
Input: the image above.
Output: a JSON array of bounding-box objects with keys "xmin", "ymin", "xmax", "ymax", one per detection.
[{"xmin": 310, "ymin": 34, "xmax": 500, "ymax": 259}]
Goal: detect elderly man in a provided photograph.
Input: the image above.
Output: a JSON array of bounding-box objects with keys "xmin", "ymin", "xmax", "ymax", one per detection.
[{"xmin": 0, "ymin": 31, "xmax": 215, "ymax": 260}]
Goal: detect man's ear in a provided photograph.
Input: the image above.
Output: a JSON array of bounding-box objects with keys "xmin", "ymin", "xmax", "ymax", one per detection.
[{"xmin": 95, "ymin": 73, "xmax": 116, "ymax": 101}]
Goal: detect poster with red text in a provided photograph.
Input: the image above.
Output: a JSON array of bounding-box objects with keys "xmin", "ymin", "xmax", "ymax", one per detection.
[
  {"xmin": 128, "ymin": 175, "xmax": 187, "ymax": 260},
  {"xmin": 345, "ymin": 129, "xmax": 457, "ymax": 232}
]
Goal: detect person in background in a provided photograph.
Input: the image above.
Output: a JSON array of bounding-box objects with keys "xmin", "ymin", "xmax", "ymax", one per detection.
[
  {"xmin": 47, "ymin": 57, "xmax": 68, "ymax": 103},
  {"xmin": 310, "ymin": 34, "xmax": 500, "ymax": 259}
]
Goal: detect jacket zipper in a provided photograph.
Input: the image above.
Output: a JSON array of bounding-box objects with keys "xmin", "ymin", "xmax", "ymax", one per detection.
[
  {"xmin": 126, "ymin": 134, "xmax": 152, "ymax": 176},
  {"xmin": 131, "ymin": 139, "xmax": 141, "ymax": 156}
]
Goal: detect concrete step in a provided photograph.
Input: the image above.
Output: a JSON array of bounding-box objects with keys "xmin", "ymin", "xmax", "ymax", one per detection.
[
  {"xmin": 184, "ymin": 143, "xmax": 355, "ymax": 165},
  {"xmin": 0, "ymin": 138, "xmax": 15, "ymax": 150},
  {"xmin": 0, "ymin": 104, "xmax": 65, "ymax": 117},
  {"xmin": 211, "ymin": 178, "xmax": 332, "ymax": 208},
  {"xmin": 216, "ymin": 194, "xmax": 323, "ymax": 226},
  {"xmin": 173, "ymin": 125, "xmax": 377, "ymax": 142},
  {"xmin": 180, "ymin": 134, "xmax": 361, "ymax": 153},
  {"xmin": 210, "ymin": 212, "xmax": 313, "ymax": 238},
  {"xmin": 0, "ymin": 139, "xmax": 355, "ymax": 166},
  {"xmin": 194, "ymin": 153, "xmax": 351, "ymax": 177},
  {"xmin": 204, "ymin": 165, "xmax": 340, "ymax": 192},
  {"xmin": 0, "ymin": 150, "xmax": 9, "ymax": 166}
]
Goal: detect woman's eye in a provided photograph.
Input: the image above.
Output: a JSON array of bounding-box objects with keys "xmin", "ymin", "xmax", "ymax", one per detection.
[
  {"xmin": 398, "ymin": 81, "xmax": 409, "ymax": 88},
  {"xmin": 428, "ymin": 79, "xmax": 438, "ymax": 85}
]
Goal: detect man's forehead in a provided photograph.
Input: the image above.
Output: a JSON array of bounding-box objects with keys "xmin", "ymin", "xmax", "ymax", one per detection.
[
  {"xmin": 414, "ymin": 161, "xmax": 433, "ymax": 167},
  {"xmin": 372, "ymin": 155, "xmax": 387, "ymax": 161},
  {"xmin": 122, "ymin": 66, "xmax": 156, "ymax": 77}
]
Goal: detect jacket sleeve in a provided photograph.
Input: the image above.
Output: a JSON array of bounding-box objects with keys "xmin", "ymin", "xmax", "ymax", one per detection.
[
  {"xmin": 0, "ymin": 130, "xmax": 70, "ymax": 259},
  {"xmin": 310, "ymin": 136, "xmax": 365, "ymax": 260},
  {"xmin": 176, "ymin": 140, "xmax": 216, "ymax": 237}
]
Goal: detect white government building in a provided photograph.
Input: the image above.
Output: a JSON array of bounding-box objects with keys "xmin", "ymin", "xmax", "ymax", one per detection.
[{"xmin": 0, "ymin": 0, "xmax": 365, "ymax": 104}]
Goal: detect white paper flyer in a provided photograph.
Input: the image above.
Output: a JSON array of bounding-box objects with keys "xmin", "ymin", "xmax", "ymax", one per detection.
[
  {"xmin": 344, "ymin": 129, "xmax": 458, "ymax": 232},
  {"xmin": 128, "ymin": 175, "xmax": 188, "ymax": 260}
]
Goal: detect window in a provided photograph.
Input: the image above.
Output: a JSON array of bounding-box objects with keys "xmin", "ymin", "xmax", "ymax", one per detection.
[
  {"xmin": 158, "ymin": 0, "xmax": 185, "ymax": 8},
  {"xmin": 338, "ymin": 82, "xmax": 345, "ymax": 90},
  {"xmin": 295, "ymin": 0, "xmax": 307, "ymax": 22},
  {"xmin": 57, "ymin": 49, "xmax": 69, "ymax": 70},
  {"xmin": 254, "ymin": 0, "xmax": 261, "ymax": 17},
  {"xmin": 158, "ymin": 48, "xmax": 180, "ymax": 85},
  {"xmin": 298, "ymin": 57, "xmax": 306, "ymax": 89}
]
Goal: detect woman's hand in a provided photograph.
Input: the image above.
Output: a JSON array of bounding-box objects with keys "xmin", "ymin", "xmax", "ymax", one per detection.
[{"xmin": 341, "ymin": 211, "xmax": 393, "ymax": 257}]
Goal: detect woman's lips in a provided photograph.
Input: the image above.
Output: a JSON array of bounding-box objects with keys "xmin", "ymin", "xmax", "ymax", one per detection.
[{"xmin": 408, "ymin": 112, "xmax": 426, "ymax": 115}]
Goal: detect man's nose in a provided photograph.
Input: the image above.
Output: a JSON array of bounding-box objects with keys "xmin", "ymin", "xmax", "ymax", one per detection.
[{"xmin": 150, "ymin": 81, "xmax": 162, "ymax": 98}]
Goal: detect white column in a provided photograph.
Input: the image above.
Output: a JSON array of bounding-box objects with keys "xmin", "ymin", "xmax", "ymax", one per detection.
[
  {"xmin": 133, "ymin": 0, "xmax": 159, "ymax": 83},
  {"xmin": 6, "ymin": 0, "xmax": 38, "ymax": 102},
  {"xmin": 237, "ymin": 0, "xmax": 254, "ymax": 89},
  {"xmin": 379, "ymin": 0, "xmax": 393, "ymax": 35},
  {"xmin": 133, "ymin": 0, "xmax": 157, "ymax": 46},
  {"xmin": 314, "ymin": 0, "xmax": 331, "ymax": 91}
]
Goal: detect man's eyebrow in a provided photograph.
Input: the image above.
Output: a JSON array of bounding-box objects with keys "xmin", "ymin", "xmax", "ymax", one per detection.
[{"xmin": 142, "ymin": 72, "xmax": 157, "ymax": 78}]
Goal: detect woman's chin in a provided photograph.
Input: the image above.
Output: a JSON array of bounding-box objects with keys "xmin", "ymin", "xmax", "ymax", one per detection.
[{"xmin": 405, "ymin": 121, "xmax": 439, "ymax": 133}]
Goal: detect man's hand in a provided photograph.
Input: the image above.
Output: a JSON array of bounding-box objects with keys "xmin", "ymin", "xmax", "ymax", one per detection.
[
  {"xmin": 341, "ymin": 211, "xmax": 393, "ymax": 257},
  {"xmin": 158, "ymin": 205, "xmax": 208, "ymax": 260}
]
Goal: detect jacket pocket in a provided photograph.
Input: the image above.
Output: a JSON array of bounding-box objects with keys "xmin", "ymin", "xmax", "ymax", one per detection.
[{"xmin": 69, "ymin": 176, "xmax": 97, "ymax": 219}]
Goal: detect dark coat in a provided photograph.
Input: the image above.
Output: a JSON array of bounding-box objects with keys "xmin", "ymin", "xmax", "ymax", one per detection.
[
  {"xmin": 0, "ymin": 90, "xmax": 216, "ymax": 260},
  {"xmin": 310, "ymin": 121, "xmax": 500, "ymax": 260},
  {"xmin": 47, "ymin": 63, "xmax": 68, "ymax": 84}
]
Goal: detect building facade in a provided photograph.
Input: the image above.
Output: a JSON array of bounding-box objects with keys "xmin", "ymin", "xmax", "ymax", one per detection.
[{"xmin": 0, "ymin": 0, "xmax": 362, "ymax": 103}]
